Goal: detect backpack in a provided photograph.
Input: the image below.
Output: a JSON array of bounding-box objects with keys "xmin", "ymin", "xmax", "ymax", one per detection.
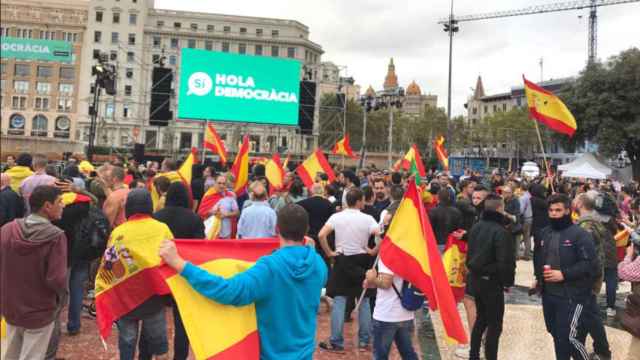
[
  {"xmin": 392, "ymin": 280, "xmax": 425, "ymax": 311},
  {"xmin": 73, "ymin": 206, "xmax": 111, "ymax": 261}
]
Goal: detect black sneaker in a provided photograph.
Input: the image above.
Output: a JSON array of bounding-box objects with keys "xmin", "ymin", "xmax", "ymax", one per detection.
[{"xmin": 319, "ymin": 341, "xmax": 345, "ymax": 354}]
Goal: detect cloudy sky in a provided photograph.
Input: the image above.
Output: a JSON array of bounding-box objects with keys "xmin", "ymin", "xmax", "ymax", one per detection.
[{"xmin": 156, "ymin": 0, "xmax": 640, "ymax": 116}]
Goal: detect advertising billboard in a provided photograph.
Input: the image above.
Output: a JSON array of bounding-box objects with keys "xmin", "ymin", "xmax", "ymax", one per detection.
[
  {"xmin": 0, "ymin": 37, "xmax": 73, "ymax": 62},
  {"xmin": 177, "ymin": 48, "xmax": 301, "ymax": 126}
]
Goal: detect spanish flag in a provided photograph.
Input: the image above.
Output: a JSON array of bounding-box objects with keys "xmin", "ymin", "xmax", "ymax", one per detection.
[
  {"xmin": 394, "ymin": 145, "xmax": 426, "ymax": 177},
  {"xmin": 379, "ymin": 180, "xmax": 468, "ymax": 344},
  {"xmin": 61, "ymin": 192, "xmax": 93, "ymax": 206},
  {"xmin": 442, "ymin": 232, "xmax": 468, "ymax": 303},
  {"xmin": 78, "ymin": 160, "xmax": 95, "ymax": 176},
  {"xmin": 198, "ymin": 187, "xmax": 235, "ymax": 220},
  {"xmin": 282, "ymin": 153, "xmax": 291, "ymax": 171},
  {"xmin": 1, "ymin": 317, "xmax": 6, "ymax": 339},
  {"xmin": 5, "ymin": 165, "xmax": 33, "ymax": 193},
  {"xmin": 94, "ymin": 215, "xmax": 279, "ymax": 359},
  {"xmin": 231, "ymin": 136, "xmax": 250, "ymax": 195},
  {"xmin": 523, "ymin": 76, "xmax": 577, "ymax": 137},
  {"xmin": 434, "ymin": 136, "xmax": 449, "ymax": 171},
  {"xmin": 204, "ymin": 123, "xmax": 228, "ymax": 164},
  {"xmin": 332, "ymin": 134, "xmax": 357, "ymax": 159},
  {"xmin": 265, "ymin": 154, "xmax": 285, "ymax": 192},
  {"xmin": 151, "ymin": 148, "xmax": 197, "ymax": 209},
  {"xmin": 296, "ymin": 149, "xmax": 335, "ymax": 190}
]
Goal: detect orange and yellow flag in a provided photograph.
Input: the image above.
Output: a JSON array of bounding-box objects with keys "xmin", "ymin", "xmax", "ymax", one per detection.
[
  {"xmin": 379, "ymin": 181, "xmax": 467, "ymax": 344},
  {"xmin": 231, "ymin": 136, "xmax": 250, "ymax": 195},
  {"xmin": 296, "ymin": 149, "xmax": 335, "ymax": 189},
  {"xmin": 204, "ymin": 123, "xmax": 228, "ymax": 164},
  {"xmin": 332, "ymin": 134, "xmax": 357, "ymax": 159},
  {"xmin": 434, "ymin": 136, "xmax": 449, "ymax": 171},
  {"xmin": 523, "ymin": 76, "xmax": 577, "ymax": 136}
]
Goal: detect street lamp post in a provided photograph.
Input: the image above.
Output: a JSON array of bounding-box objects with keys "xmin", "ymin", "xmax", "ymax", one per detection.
[
  {"xmin": 359, "ymin": 94, "xmax": 374, "ymax": 168},
  {"xmin": 443, "ymin": 0, "xmax": 459, "ymax": 147}
]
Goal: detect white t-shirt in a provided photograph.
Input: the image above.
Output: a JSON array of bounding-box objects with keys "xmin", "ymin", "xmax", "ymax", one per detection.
[
  {"xmin": 325, "ymin": 208, "xmax": 378, "ymax": 256},
  {"xmin": 373, "ymin": 260, "xmax": 415, "ymax": 322}
]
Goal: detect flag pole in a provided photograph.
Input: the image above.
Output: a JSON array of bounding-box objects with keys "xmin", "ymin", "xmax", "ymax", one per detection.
[
  {"xmin": 533, "ymin": 121, "xmax": 555, "ymax": 193},
  {"xmin": 201, "ymin": 120, "xmax": 207, "ymax": 164}
]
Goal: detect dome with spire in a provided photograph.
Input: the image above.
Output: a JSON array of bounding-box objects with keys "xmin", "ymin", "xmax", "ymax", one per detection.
[
  {"xmin": 365, "ymin": 85, "xmax": 375, "ymax": 97},
  {"xmin": 406, "ymin": 80, "xmax": 422, "ymax": 96}
]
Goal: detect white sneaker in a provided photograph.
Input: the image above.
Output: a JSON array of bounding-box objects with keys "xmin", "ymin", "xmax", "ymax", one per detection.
[
  {"xmin": 606, "ymin": 308, "xmax": 616, "ymax": 317},
  {"xmin": 454, "ymin": 345, "xmax": 470, "ymax": 359}
]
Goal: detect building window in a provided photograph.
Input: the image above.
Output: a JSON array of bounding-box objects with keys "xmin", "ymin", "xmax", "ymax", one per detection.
[
  {"xmin": 222, "ymin": 42, "xmax": 229, "ymax": 52},
  {"xmin": 287, "ymin": 47, "xmax": 295, "ymax": 58},
  {"xmin": 0, "ymin": 63, "xmax": 4, "ymax": 74},
  {"xmin": 59, "ymin": 67, "xmax": 74, "ymax": 80},
  {"xmin": 94, "ymin": 31, "xmax": 102, "ymax": 43},
  {"xmin": 271, "ymin": 30, "xmax": 279, "ymax": 37},
  {"xmin": 73, "ymin": 33, "xmax": 78, "ymax": 42},
  {"xmin": 255, "ymin": 44, "xmax": 262, "ymax": 55},
  {"xmin": 37, "ymin": 65, "xmax": 52, "ymax": 78},
  {"xmin": 223, "ymin": 26, "xmax": 230, "ymax": 33},
  {"xmin": 110, "ymin": 50, "xmax": 118, "ymax": 61},
  {"xmin": 145, "ymin": 130, "xmax": 157, "ymax": 148},
  {"xmin": 493, "ymin": 104, "xmax": 497, "ymax": 112},
  {"xmin": 123, "ymin": 103, "xmax": 130, "ymax": 118},
  {"xmin": 11, "ymin": 96, "xmax": 27, "ymax": 109},
  {"xmin": 57, "ymin": 98, "xmax": 72, "ymax": 112},
  {"xmin": 190, "ymin": 23, "xmax": 198, "ymax": 31},
  {"xmin": 152, "ymin": 54, "xmax": 160, "ymax": 64},
  {"xmin": 8, "ymin": 113, "xmax": 26, "ymax": 135},
  {"xmin": 34, "ymin": 97, "xmax": 49, "ymax": 110},
  {"xmin": 256, "ymin": 28, "xmax": 263, "ymax": 36},
  {"xmin": 240, "ymin": 27, "xmax": 247, "ymax": 35},
  {"xmin": 169, "ymin": 55, "xmax": 176, "ymax": 65},
  {"xmin": 128, "ymin": 33, "xmax": 135, "ymax": 45},
  {"xmin": 125, "ymin": 85, "xmax": 132, "ymax": 96},
  {"xmin": 96, "ymin": 11, "xmax": 103, "ymax": 22},
  {"xmin": 32, "ymin": 115, "xmax": 49, "ymax": 137},
  {"xmin": 205, "ymin": 40, "xmax": 213, "ymax": 50},
  {"xmin": 174, "ymin": 22, "xmax": 181, "ymax": 29},
  {"xmin": 113, "ymin": 12, "xmax": 120, "ymax": 24},
  {"xmin": 59, "ymin": 83, "xmax": 73, "ymax": 95},
  {"xmin": 104, "ymin": 102, "xmax": 114, "ymax": 118},
  {"xmin": 179, "ymin": 132, "xmax": 192, "ymax": 149},
  {"xmin": 129, "ymin": 13, "xmax": 137, "ymax": 25},
  {"xmin": 187, "ymin": 39, "xmax": 196, "ymax": 48},
  {"xmin": 271, "ymin": 46, "xmax": 279, "ymax": 57},
  {"xmin": 13, "ymin": 81, "xmax": 29, "ymax": 93},
  {"xmin": 207, "ymin": 24, "xmax": 214, "ymax": 32},
  {"xmin": 157, "ymin": 20, "xmax": 164, "ymax": 27},
  {"xmin": 484, "ymin": 105, "xmax": 488, "ymax": 113},
  {"xmin": 170, "ymin": 38, "xmax": 178, "ymax": 48},
  {"xmin": 472, "ymin": 107, "xmax": 477, "ymax": 115},
  {"xmin": 127, "ymin": 51, "xmax": 135, "ymax": 63},
  {"xmin": 238, "ymin": 43, "xmax": 246, "ymax": 54},
  {"xmin": 54, "ymin": 116, "xmax": 71, "ymax": 138},
  {"xmin": 153, "ymin": 36, "xmax": 161, "ymax": 47},
  {"xmin": 125, "ymin": 67, "xmax": 133, "ymax": 78},
  {"xmin": 111, "ymin": 32, "xmax": 119, "ymax": 44},
  {"xmin": 36, "ymin": 82, "xmax": 51, "ymax": 94},
  {"xmin": 502, "ymin": 103, "xmax": 507, "ymax": 111}
]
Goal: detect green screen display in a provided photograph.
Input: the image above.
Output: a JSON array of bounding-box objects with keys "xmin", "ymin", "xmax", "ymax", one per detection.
[
  {"xmin": 177, "ymin": 48, "xmax": 301, "ymax": 125},
  {"xmin": 0, "ymin": 37, "xmax": 73, "ymax": 62}
]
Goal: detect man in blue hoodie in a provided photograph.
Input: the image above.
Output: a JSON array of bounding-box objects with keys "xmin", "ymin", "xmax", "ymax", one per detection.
[{"xmin": 158, "ymin": 203, "xmax": 327, "ymax": 360}]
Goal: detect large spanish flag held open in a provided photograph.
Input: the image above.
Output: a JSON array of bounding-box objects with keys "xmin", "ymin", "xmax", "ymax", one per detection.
[
  {"xmin": 332, "ymin": 134, "xmax": 357, "ymax": 159},
  {"xmin": 204, "ymin": 123, "xmax": 228, "ymax": 165},
  {"xmin": 231, "ymin": 135, "xmax": 250, "ymax": 195},
  {"xmin": 523, "ymin": 75, "xmax": 577, "ymax": 137},
  {"xmin": 434, "ymin": 136, "xmax": 449, "ymax": 171},
  {"xmin": 296, "ymin": 149, "xmax": 336, "ymax": 189},
  {"xmin": 265, "ymin": 153, "xmax": 285, "ymax": 192},
  {"xmin": 393, "ymin": 144, "xmax": 426, "ymax": 177},
  {"xmin": 379, "ymin": 180, "xmax": 468, "ymax": 344},
  {"xmin": 151, "ymin": 148, "xmax": 197, "ymax": 208}
]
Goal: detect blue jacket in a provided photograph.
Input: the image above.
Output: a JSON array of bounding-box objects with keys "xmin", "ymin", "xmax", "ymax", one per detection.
[{"xmin": 181, "ymin": 244, "xmax": 327, "ymax": 360}]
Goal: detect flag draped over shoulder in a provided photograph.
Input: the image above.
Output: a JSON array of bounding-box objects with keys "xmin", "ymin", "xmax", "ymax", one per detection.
[
  {"xmin": 231, "ymin": 136, "xmax": 250, "ymax": 195},
  {"xmin": 332, "ymin": 134, "xmax": 357, "ymax": 159},
  {"xmin": 94, "ymin": 219, "xmax": 279, "ymax": 359},
  {"xmin": 434, "ymin": 136, "xmax": 449, "ymax": 171},
  {"xmin": 379, "ymin": 181, "xmax": 468, "ymax": 344},
  {"xmin": 394, "ymin": 145, "xmax": 426, "ymax": 177},
  {"xmin": 151, "ymin": 148, "xmax": 197, "ymax": 209},
  {"xmin": 442, "ymin": 232, "xmax": 468, "ymax": 303},
  {"xmin": 204, "ymin": 123, "xmax": 228, "ymax": 164},
  {"xmin": 60, "ymin": 192, "xmax": 92, "ymax": 206},
  {"xmin": 197, "ymin": 188, "xmax": 235, "ymax": 220},
  {"xmin": 265, "ymin": 154, "xmax": 285, "ymax": 192},
  {"xmin": 523, "ymin": 76, "xmax": 577, "ymax": 136},
  {"xmin": 296, "ymin": 149, "xmax": 336, "ymax": 189}
]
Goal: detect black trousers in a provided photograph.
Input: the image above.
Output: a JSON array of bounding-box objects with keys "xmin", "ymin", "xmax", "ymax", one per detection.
[
  {"xmin": 469, "ymin": 274, "xmax": 504, "ymax": 360},
  {"xmin": 576, "ymin": 294, "xmax": 611, "ymax": 357}
]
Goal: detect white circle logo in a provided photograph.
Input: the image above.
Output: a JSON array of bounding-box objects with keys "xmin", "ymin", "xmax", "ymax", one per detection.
[{"xmin": 187, "ymin": 72, "xmax": 213, "ymax": 96}]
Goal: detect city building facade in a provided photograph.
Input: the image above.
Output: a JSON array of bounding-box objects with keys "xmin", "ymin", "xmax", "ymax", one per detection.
[
  {"xmin": 317, "ymin": 61, "xmax": 360, "ymax": 102},
  {"xmin": 1, "ymin": 0, "xmax": 87, "ymax": 156}
]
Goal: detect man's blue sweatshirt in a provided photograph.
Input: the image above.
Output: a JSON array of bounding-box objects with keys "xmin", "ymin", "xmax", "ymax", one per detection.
[{"xmin": 180, "ymin": 244, "xmax": 327, "ymax": 360}]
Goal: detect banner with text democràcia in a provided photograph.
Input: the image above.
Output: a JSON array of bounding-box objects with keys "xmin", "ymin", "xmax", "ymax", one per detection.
[
  {"xmin": 177, "ymin": 48, "xmax": 301, "ymax": 126},
  {"xmin": 0, "ymin": 37, "xmax": 73, "ymax": 62}
]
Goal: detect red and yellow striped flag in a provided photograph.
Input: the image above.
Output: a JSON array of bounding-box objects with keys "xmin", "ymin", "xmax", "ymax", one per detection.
[
  {"xmin": 394, "ymin": 145, "xmax": 426, "ymax": 177},
  {"xmin": 434, "ymin": 136, "xmax": 449, "ymax": 171},
  {"xmin": 265, "ymin": 154, "xmax": 285, "ymax": 191},
  {"xmin": 523, "ymin": 76, "xmax": 577, "ymax": 136},
  {"xmin": 296, "ymin": 149, "xmax": 335, "ymax": 190},
  {"xmin": 231, "ymin": 136, "xmax": 250, "ymax": 195},
  {"xmin": 204, "ymin": 123, "xmax": 228, "ymax": 164},
  {"xmin": 332, "ymin": 134, "xmax": 357, "ymax": 159},
  {"xmin": 61, "ymin": 192, "xmax": 92, "ymax": 206},
  {"xmin": 379, "ymin": 181, "xmax": 468, "ymax": 344},
  {"xmin": 442, "ymin": 231, "xmax": 468, "ymax": 303},
  {"xmin": 151, "ymin": 148, "xmax": 197, "ymax": 209}
]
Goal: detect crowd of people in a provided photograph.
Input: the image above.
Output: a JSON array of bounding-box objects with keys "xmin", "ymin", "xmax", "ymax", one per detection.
[{"xmin": 1, "ymin": 151, "xmax": 639, "ymax": 360}]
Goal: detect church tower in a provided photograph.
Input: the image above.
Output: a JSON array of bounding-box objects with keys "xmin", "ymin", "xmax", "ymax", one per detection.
[{"xmin": 383, "ymin": 58, "xmax": 399, "ymax": 90}]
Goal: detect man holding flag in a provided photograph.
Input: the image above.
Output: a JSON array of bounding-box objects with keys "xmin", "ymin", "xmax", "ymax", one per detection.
[{"xmin": 159, "ymin": 204, "xmax": 327, "ymax": 360}]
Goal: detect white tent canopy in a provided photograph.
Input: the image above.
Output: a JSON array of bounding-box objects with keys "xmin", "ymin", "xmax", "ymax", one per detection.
[{"xmin": 559, "ymin": 153, "xmax": 612, "ymax": 180}]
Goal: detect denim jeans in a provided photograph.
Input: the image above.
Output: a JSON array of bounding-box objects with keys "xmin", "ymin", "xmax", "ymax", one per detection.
[
  {"xmin": 330, "ymin": 295, "xmax": 371, "ymax": 347},
  {"xmin": 604, "ymin": 267, "xmax": 618, "ymax": 309},
  {"xmin": 117, "ymin": 310, "xmax": 168, "ymax": 360},
  {"xmin": 372, "ymin": 319, "xmax": 418, "ymax": 360},
  {"xmin": 67, "ymin": 261, "xmax": 89, "ymax": 333}
]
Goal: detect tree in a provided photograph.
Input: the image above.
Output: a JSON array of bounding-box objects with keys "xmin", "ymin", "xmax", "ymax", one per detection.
[{"xmin": 560, "ymin": 48, "xmax": 640, "ymax": 178}]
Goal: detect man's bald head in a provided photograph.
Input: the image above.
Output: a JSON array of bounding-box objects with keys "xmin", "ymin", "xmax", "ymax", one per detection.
[
  {"xmin": 0, "ymin": 173, "xmax": 10, "ymax": 189},
  {"xmin": 252, "ymin": 181, "xmax": 267, "ymax": 201}
]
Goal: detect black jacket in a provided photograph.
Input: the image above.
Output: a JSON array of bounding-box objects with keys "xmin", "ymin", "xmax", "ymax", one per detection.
[
  {"xmin": 535, "ymin": 222, "xmax": 599, "ymax": 300},
  {"xmin": 456, "ymin": 196, "xmax": 477, "ymax": 233},
  {"xmin": 466, "ymin": 211, "xmax": 516, "ymax": 287},
  {"xmin": 153, "ymin": 183, "xmax": 205, "ymax": 239},
  {"xmin": 54, "ymin": 201, "xmax": 90, "ymax": 266},
  {"xmin": 0, "ymin": 187, "xmax": 24, "ymax": 227},
  {"xmin": 530, "ymin": 184, "xmax": 549, "ymax": 236},
  {"xmin": 428, "ymin": 204, "xmax": 463, "ymax": 245},
  {"xmin": 297, "ymin": 196, "xmax": 334, "ymax": 239}
]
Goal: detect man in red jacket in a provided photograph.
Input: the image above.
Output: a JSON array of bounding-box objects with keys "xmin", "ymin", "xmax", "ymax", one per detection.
[{"xmin": 0, "ymin": 185, "xmax": 67, "ymax": 360}]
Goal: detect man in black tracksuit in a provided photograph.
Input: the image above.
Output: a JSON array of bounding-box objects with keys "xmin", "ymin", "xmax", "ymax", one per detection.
[
  {"xmin": 535, "ymin": 194, "xmax": 599, "ymax": 360},
  {"xmin": 466, "ymin": 194, "xmax": 516, "ymax": 360}
]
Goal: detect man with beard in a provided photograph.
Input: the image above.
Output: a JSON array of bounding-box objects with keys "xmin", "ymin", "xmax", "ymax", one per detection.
[
  {"xmin": 534, "ymin": 194, "xmax": 598, "ymax": 360},
  {"xmin": 372, "ymin": 178, "xmax": 391, "ymax": 213}
]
